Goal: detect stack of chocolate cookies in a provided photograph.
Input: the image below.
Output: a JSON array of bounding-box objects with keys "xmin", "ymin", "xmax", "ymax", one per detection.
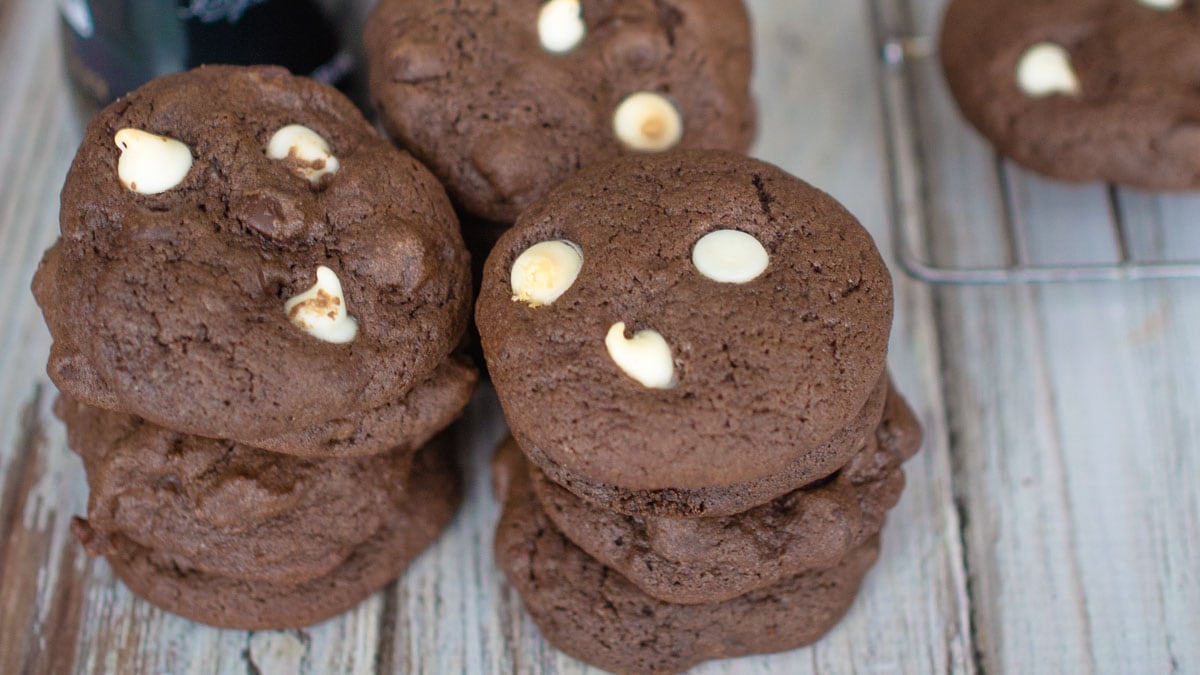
[
  {"xmin": 478, "ymin": 151, "xmax": 922, "ymax": 672},
  {"xmin": 32, "ymin": 66, "xmax": 477, "ymax": 629}
]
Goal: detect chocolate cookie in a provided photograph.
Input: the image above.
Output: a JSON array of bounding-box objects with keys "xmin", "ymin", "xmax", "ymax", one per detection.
[
  {"xmin": 530, "ymin": 383, "xmax": 921, "ymax": 604},
  {"xmin": 33, "ymin": 65, "xmax": 473, "ymax": 442},
  {"xmin": 77, "ymin": 436, "xmax": 462, "ymax": 630},
  {"xmin": 941, "ymin": 0, "xmax": 1200, "ymax": 189},
  {"xmin": 493, "ymin": 443, "xmax": 879, "ymax": 674},
  {"xmin": 39, "ymin": 246, "xmax": 477, "ymax": 458},
  {"xmin": 476, "ymin": 151, "xmax": 894, "ymax": 516},
  {"xmin": 365, "ymin": 0, "xmax": 756, "ymax": 224},
  {"xmin": 460, "ymin": 213, "xmax": 515, "ymax": 374},
  {"xmin": 60, "ymin": 396, "xmax": 417, "ymax": 584}
]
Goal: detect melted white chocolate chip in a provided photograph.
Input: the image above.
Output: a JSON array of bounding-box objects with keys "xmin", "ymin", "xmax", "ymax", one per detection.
[
  {"xmin": 284, "ymin": 266, "xmax": 359, "ymax": 344},
  {"xmin": 511, "ymin": 240, "xmax": 583, "ymax": 307},
  {"xmin": 1137, "ymin": 0, "xmax": 1183, "ymax": 9},
  {"xmin": 538, "ymin": 0, "xmax": 586, "ymax": 54},
  {"xmin": 692, "ymin": 230, "xmax": 769, "ymax": 283},
  {"xmin": 1016, "ymin": 42, "xmax": 1081, "ymax": 98},
  {"xmin": 114, "ymin": 129, "xmax": 194, "ymax": 195},
  {"xmin": 606, "ymin": 322, "xmax": 676, "ymax": 389},
  {"xmin": 613, "ymin": 92, "xmax": 684, "ymax": 152},
  {"xmin": 267, "ymin": 124, "xmax": 340, "ymax": 184}
]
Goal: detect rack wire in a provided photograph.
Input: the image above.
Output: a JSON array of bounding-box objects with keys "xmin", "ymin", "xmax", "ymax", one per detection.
[{"xmin": 869, "ymin": 1, "xmax": 1200, "ymax": 284}]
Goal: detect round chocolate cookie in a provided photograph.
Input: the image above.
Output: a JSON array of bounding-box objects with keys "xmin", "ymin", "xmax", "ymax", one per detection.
[
  {"xmin": 529, "ymin": 383, "xmax": 921, "ymax": 604},
  {"xmin": 493, "ymin": 443, "xmax": 880, "ymax": 674},
  {"xmin": 59, "ymin": 396, "xmax": 418, "ymax": 584},
  {"xmin": 39, "ymin": 246, "xmax": 478, "ymax": 459},
  {"xmin": 33, "ymin": 65, "xmax": 472, "ymax": 442},
  {"xmin": 78, "ymin": 436, "xmax": 462, "ymax": 630},
  {"xmin": 941, "ymin": 0, "xmax": 1200, "ymax": 189},
  {"xmin": 476, "ymin": 151, "xmax": 894, "ymax": 516},
  {"xmin": 365, "ymin": 0, "xmax": 756, "ymax": 224}
]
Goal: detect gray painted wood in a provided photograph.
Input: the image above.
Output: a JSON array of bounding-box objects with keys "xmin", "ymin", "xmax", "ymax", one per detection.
[
  {"xmin": 0, "ymin": 0, "xmax": 1193, "ymax": 673},
  {"xmin": 907, "ymin": 1, "xmax": 1200, "ymax": 674}
]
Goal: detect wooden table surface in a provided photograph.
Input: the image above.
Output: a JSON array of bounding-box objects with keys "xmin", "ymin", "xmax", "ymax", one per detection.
[{"xmin": 1, "ymin": 0, "xmax": 1196, "ymax": 673}]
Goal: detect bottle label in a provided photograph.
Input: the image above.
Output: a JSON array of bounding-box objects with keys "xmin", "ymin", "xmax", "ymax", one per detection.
[
  {"xmin": 178, "ymin": 0, "xmax": 269, "ymax": 24},
  {"xmin": 59, "ymin": 0, "xmax": 94, "ymax": 38}
]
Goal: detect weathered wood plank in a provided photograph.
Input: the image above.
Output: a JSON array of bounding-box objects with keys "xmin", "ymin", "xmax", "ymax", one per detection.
[
  {"xmin": 1118, "ymin": 191, "xmax": 1200, "ymax": 265},
  {"xmin": 1078, "ymin": 189, "xmax": 1200, "ymax": 674},
  {"xmin": 907, "ymin": 0, "xmax": 1103, "ymax": 665},
  {"xmin": 740, "ymin": 1, "xmax": 971, "ymax": 673},
  {"xmin": 909, "ymin": 1, "xmax": 1200, "ymax": 674},
  {"xmin": 889, "ymin": 10, "xmax": 1083, "ymax": 668},
  {"xmin": 1003, "ymin": 166, "xmax": 1119, "ymax": 266},
  {"xmin": 0, "ymin": 4, "xmax": 92, "ymax": 675}
]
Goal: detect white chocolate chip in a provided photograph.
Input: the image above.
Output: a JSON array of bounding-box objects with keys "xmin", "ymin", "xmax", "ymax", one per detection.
[
  {"xmin": 114, "ymin": 129, "xmax": 193, "ymax": 195},
  {"xmin": 1137, "ymin": 0, "xmax": 1183, "ymax": 9},
  {"xmin": 284, "ymin": 266, "xmax": 358, "ymax": 344},
  {"xmin": 511, "ymin": 240, "xmax": 583, "ymax": 307},
  {"xmin": 267, "ymin": 124, "xmax": 340, "ymax": 185},
  {"xmin": 538, "ymin": 0, "xmax": 586, "ymax": 54},
  {"xmin": 692, "ymin": 230, "xmax": 769, "ymax": 284},
  {"xmin": 613, "ymin": 92, "xmax": 684, "ymax": 152},
  {"xmin": 605, "ymin": 322, "xmax": 676, "ymax": 389},
  {"xmin": 1016, "ymin": 42, "xmax": 1081, "ymax": 98}
]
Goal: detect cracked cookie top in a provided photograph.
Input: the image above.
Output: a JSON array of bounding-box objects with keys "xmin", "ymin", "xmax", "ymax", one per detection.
[
  {"xmin": 365, "ymin": 0, "xmax": 756, "ymax": 224},
  {"xmin": 34, "ymin": 65, "xmax": 472, "ymax": 440},
  {"xmin": 476, "ymin": 150, "xmax": 893, "ymax": 491}
]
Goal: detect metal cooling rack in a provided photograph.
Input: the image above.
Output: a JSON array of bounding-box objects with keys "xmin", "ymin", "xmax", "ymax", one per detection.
[{"xmin": 868, "ymin": 1, "xmax": 1200, "ymax": 284}]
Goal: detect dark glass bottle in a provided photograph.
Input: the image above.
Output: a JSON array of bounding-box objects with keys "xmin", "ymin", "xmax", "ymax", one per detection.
[{"xmin": 60, "ymin": 0, "xmax": 355, "ymax": 119}]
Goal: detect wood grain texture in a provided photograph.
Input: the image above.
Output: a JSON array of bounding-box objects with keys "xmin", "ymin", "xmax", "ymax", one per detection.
[
  {"xmin": 908, "ymin": 1, "xmax": 1200, "ymax": 674},
  {"xmin": 0, "ymin": 0, "xmax": 1194, "ymax": 673}
]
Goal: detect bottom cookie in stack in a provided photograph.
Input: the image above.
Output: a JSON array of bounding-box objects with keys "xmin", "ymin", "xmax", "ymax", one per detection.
[
  {"xmin": 492, "ymin": 385, "xmax": 922, "ymax": 672},
  {"xmin": 59, "ymin": 397, "xmax": 461, "ymax": 630},
  {"xmin": 494, "ymin": 443, "xmax": 880, "ymax": 674}
]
